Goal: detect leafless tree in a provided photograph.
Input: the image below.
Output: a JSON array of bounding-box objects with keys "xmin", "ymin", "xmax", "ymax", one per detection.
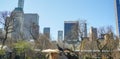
[
  {"xmin": 38, "ymin": 34, "xmax": 55, "ymax": 49},
  {"xmin": 96, "ymin": 25, "xmax": 115, "ymax": 58},
  {"xmin": 66, "ymin": 20, "xmax": 87, "ymax": 51},
  {"xmin": 25, "ymin": 22, "xmax": 56, "ymax": 49},
  {"xmin": 0, "ymin": 11, "xmax": 16, "ymax": 49},
  {"xmin": 23, "ymin": 20, "xmax": 39, "ymax": 49},
  {"xmin": 66, "ymin": 20, "xmax": 87, "ymax": 58},
  {"xmin": 78, "ymin": 20, "xmax": 87, "ymax": 40},
  {"xmin": 66, "ymin": 22, "xmax": 79, "ymax": 51},
  {"xmin": 77, "ymin": 20, "xmax": 87, "ymax": 59},
  {"xmin": 104, "ymin": 34, "xmax": 118, "ymax": 59},
  {"xmin": 96, "ymin": 38, "xmax": 107, "ymax": 58},
  {"xmin": 98, "ymin": 25, "xmax": 113, "ymax": 39}
]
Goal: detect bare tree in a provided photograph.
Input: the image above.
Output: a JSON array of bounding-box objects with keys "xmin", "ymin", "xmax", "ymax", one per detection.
[
  {"xmin": 66, "ymin": 20, "xmax": 87, "ymax": 59},
  {"xmin": 78, "ymin": 20, "xmax": 87, "ymax": 41},
  {"xmin": 25, "ymin": 22, "xmax": 55, "ymax": 49},
  {"xmin": 77, "ymin": 20, "xmax": 87, "ymax": 59},
  {"xmin": 98, "ymin": 25, "xmax": 113, "ymax": 39},
  {"xmin": 66, "ymin": 21, "xmax": 79, "ymax": 51},
  {"xmin": 0, "ymin": 11, "xmax": 16, "ymax": 49},
  {"xmin": 24, "ymin": 21, "xmax": 39, "ymax": 49},
  {"xmin": 65, "ymin": 20, "xmax": 87, "ymax": 51},
  {"xmin": 38, "ymin": 34, "xmax": 55, "ymax": 49},
  {"xmin": 96, "ymin": 25, "xmax": 114, "ymax": 58},
  {"xmin": 104, "ymin": 34, "xmax": 118, "ymax": 59},
  {"xmin": 96, "ymin": 38, "xmax": 107, "ymax": 58}
]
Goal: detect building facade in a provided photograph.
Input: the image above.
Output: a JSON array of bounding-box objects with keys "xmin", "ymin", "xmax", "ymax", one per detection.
[
  {"xmin": 58, "ymin": 30, "xmax": 63, "ymax": 41},
  {"xmin": 89, "ymin": 27, "xmax": 97, "ymax": 41},
  {"xmin": 10, "ymin": 0, "xmax": 39, "ymax": 40},
  {"xmin": 64, "ymin": 21, "xmax": 79, "ymax": 44},
  {"xmin": 115, "ymin": 0, "xmax": 120, "ymax": 50},
  {"xmin": 83, "ymin": 22, "xmax": 87, "ymax": 38},
  {"xmin": 43, "ymin": 27, "xmax": 50, "ymax": 39},
  {"xmin": 9, "ymin": 0, "xmax": 24, "ymax": 40},
  {"xmin": 0, "ymin": 28, "xmax": 3, "ymax": 38},
  {"xmin": 24, "ymin": 14, "xmax": 39, "ymax": 40},
  {"xmin": 11, "ymin": 7, "xmax": 24, "ymax": 40},
  {"xmin": 115, "ymin": 0, "xmax": 120, "ymax": 38},
  {"xmin": 18, "ymin": 0, "xmax": 24, "ymax": 9}
]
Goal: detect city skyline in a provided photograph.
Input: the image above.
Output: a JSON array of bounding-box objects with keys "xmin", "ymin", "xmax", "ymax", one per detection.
[{"xmin": 0, "ymin": 0, "xmax": 116, "ymax": 40}]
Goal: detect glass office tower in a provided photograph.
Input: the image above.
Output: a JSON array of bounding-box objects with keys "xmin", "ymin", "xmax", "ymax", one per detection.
[
  {"xmin": 58, "ymin": 30, "xmax": 63, "ymax": 40},
  {"xmin": 18, "ymin": 0, "xmax": 24, "ymax": 9},
  {"xmin": 43, "ymin": 27, "xmax": 50, "ymax": 39},
  {"xmin": 64, "ymin": 21, "xmax": 79, "ymax": 44},
  {"xmin": 115, "ymin": 0, "xmax": 120, "ymax": 37}
]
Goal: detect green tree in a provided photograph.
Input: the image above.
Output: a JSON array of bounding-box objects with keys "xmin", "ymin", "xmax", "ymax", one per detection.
[{"xmin": 13, "ymin": 40, "xmax": 31, "ymax": 59}]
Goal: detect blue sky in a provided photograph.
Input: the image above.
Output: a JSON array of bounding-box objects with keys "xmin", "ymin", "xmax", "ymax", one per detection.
[{"xmin": 0, "ymin": 0, "xmax": 116, "ymax": 40}]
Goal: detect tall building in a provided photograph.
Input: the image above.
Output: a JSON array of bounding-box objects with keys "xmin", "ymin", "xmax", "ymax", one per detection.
[
  {"xmin": 43, "ymin": 27, "xmax": 50, "ymax": 39},
  {"xmin": 0, "ymin": 28, "xmax": 2, "ymax": 34},
  {"xmin": 11, "ymin": 0, "xmax": 39, "ymax": 40},
  {"xmin": 114, "ymin": 0, "xmax": 120, "ymax": 50},
  {"xmin": 89, "ymin": 27, "xmax": 97, "ymax": 41},
  {"xmin": 0, "ymin": 28, "xmax": 3, "ymax": 37},
  {"xmin": 83, "ymin": 22, "xmax": 87, "ymax": 37},
  {"xmin": 11, "ymin": 12, "xmax": 24, "ymax": 40},
  {"xmin": 57, "ymin": 30, "xmax": 64, "ymax": 48},
  {"xmin": 18, "ymin": 0, "xmax": 24, "ymax": 9},
  {"xmin": 11, "ymin": 5, "xmax": 24, "ymax": 40},
  {"xmin": 64, "ymin": 21, "xmax": 79, "ymax": 44},
  {"xmin": 58, "ymin": 30, "xmax": 63, "ymax": 41},
  {"xmin": 24, "ymin": 14, "xmax": 39, "ymax": 40},
  {"xmin": 115, "ymin": 0, "xmax": 120, "ymax": 38}
]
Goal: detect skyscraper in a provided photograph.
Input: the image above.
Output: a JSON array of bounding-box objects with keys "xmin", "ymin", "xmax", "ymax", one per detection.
[
  {"xmin": 64, "ymin": 21, "xmax": 79, "ymax": 44},
  {"xmin": 24, "ymin": 14, "xmax": 39, "ymax": 40},
  {"xmin": 115, "ymin": 0, "xmax": 120, "ymax": 50},
  {"xmin": 18, "ymin": 0, "xmax": 24, "ymax": 9},
  {"xmin": 43, "ymin": 27, "xmax": 50, "ymax": 39},
  {"xmin": 115, "ymin": 0, "xmax": 120, "ymax": 38},
  {"xmin": 58, "ymin": 30, "xmax": 63, "ymax": 41},
  {"xmin": 10, "ymin": 0, "xmax": 24, "ymax": 40},
  {"xmin": 83, "ymin": 22, "xmax": 87, "ymax": 37},
  {"xmin": 89, "ymin": 27, "xmax": 97, "ymax": 41},
  {"xmin": 11, "ymin": 0, "xmax": 39, "ymax": 40},
  {"xmin": 0, "ymin": 28, "xmax": 3, "ymax": 39}
]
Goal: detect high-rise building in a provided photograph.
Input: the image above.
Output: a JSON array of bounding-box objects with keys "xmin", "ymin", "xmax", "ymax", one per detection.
[
  {"xmin": 10, "ymin": 0, "xmax": 24, "ymax": 40},
  {"xmin": 58, "ymin": 30, "xmax": 63, "ymax": 41},
  {"xmin": 64, "ymin": 21, "xmax": 79, "ymax": 44},
  {"xmin": 0, "ymin": 28, "xmax": 2, "ymax": 33},
  {"xmin": 11, "ymin": 6, "xmax": 24, "ymax": 40},
  {"xmin": 11, "ymin": 0, "xmax": 39, "ymax": 40},
  {"xmin": 114, "ymin": 0, "xmax": 120, "ymax": 50},
  {"xmin": 0, "ymin": 28, "xmax": 3, "ymax": 37},
  {"xmin": 0, "ymin": 28, "xmax": 3, "ymax": 42},
  {"xmin": 115, "ymin": 0, "xmax": 120, "ymax": 38},
  {"xmin": 18, "ymin": 0, "xmax": 24, "ymax": 9},
  {"xmin": 43, "ymin": 27, "xmax": 50, "ymax": 39},
  {"xmin": 89, "ymin": 27, "xmax": 97, "ymax": 41},
  {"xmin": 83, "ymin": 23, "xmax": 87, "ymax": 37},
  {"xmin": 57, "ymin": 30, "xmax": 64, "ymax": 48},
  {"xmin": 24, "ymin": 14, "xmax": 39, "ymax": 40}
]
